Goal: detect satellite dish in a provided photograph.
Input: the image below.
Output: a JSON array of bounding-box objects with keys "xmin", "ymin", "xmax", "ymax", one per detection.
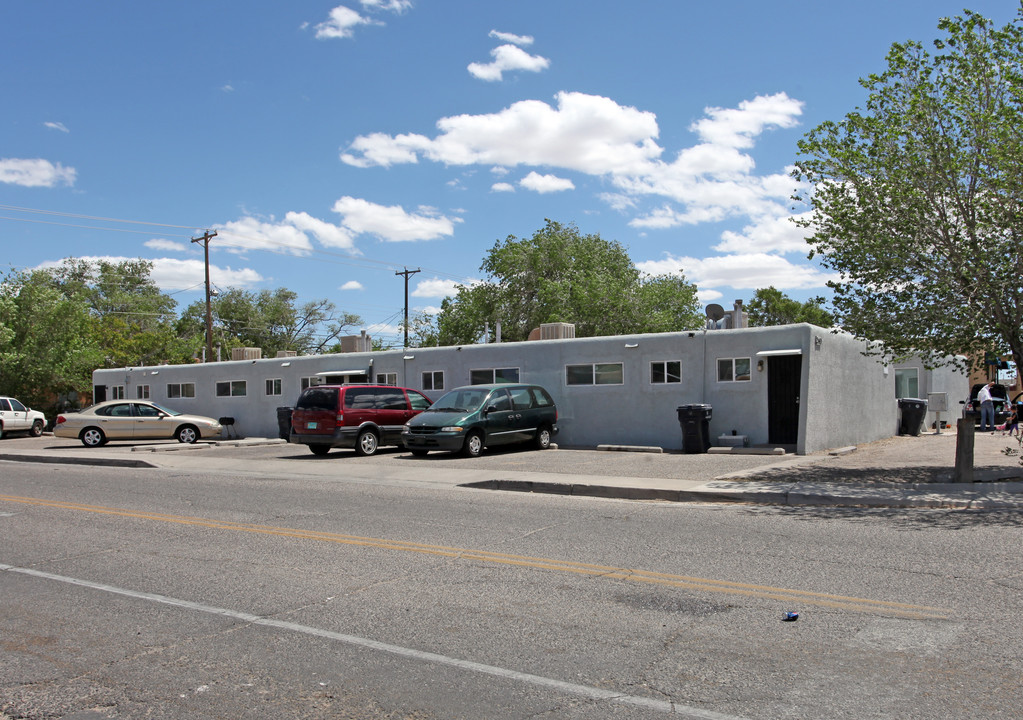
[{"xmin": 706, "ymin": 304, "xmax": 725, "ymax": 322}]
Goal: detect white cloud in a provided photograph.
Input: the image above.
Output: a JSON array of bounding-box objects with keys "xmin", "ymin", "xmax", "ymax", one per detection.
[
  {"xmin": 144, "ymin": 238, "xmax": 188, "ymax": 253},
  {"xmin": 341, "ymin": 91, "xmax": 662, "ymax": 175},
  {"xmin": 314, "ymin": 1, "xmax": 409, "ymax": 39},
  {"xmin": 691, "ymin": 93, "xmax": 804, "ymax": 149},
  {"xmin": 713, "ymin": 212, "xmax": 814, "ymax": 254},
  {"xmin": 285, "ymin": 211, "xmax": 356, "ymax": 250},
  {"xmin": 412, "ymin": 277, "xmax": 464, "ymax": 299},
  {"xmin": 215, "ymin": 216, "xmax": 315, "ymax": 256},
  {"xmin": 340, "ymin": 280, "xmax": 364, "ymax": 291},
  {"xmin": 0, "ymin": 158, "xmax": 76, "ymax": 188},
  {"xmin": 331, "ymin": 196, "xmax": 459, "ymax": 242},
  {"xmin": 489, "ymin": 30, "xmax": 533, "ymax": 46},
  {"xmin": 519, "ymin": 171, "xmax": 574, "ymax": 193},
  {"xmin": 315, "ymin": 5, "xmax": 373, "ymax": 39},
  {"xmin": 468, "ymin": 44, "xmax": 550, "ymax": 82},
  {"xmin": 361, "ymin": 0, "xmax": 411, "ymax": 12},
  {"xmin": 636, "ymin": 252, "xmax": 836, "ymax": 292},
  {"xmin": 44, "ymin": 121, "xmax": 69, "ymax": 133},
  {"xmin": 491, "ymin": 182, "xmax": 515, "ymax": 193},
  {"xmin": 36, "ymin": 255, "xmax": 262, "ymax": 293}
]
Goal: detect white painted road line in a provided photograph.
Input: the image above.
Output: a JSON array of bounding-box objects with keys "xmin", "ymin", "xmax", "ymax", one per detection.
[{"xmin": 1, "ymin": 562, "xmax": 747, "ymax": 719}]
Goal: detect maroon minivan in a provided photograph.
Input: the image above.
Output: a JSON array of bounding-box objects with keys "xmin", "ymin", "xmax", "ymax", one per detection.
[{"xmin": 289, "ymin": 384, "xmax": 432, "ymax": 456}]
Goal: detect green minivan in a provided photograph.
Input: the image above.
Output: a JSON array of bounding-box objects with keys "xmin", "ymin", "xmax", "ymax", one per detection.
[{"xmin": 401, "ymin": 383, "xmax": 558, "ymax": 457}]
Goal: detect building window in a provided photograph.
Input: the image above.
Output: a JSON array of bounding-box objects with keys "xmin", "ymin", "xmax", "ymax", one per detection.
[
  {"xmin": 717, "ymin": 358, "xmax": 752, "ymax": 382},
  {"xmin": 265, "ymin": 378, "xmax": 282, "ymax": 396},
  {"xmin": 650, "ymin": 361, "xmax": 681, "ymax": 384},
  {"xmin": 376, "ymin": 372, "xmax": 398, "ymax": 386},
  {"xmin": 300, "ymin": 376, "xmax": 318, "ymax": 390},
  {"xmin": 136, "ymin": 384, "xmax": 150, "ymax": 399},
  {"xmin": 422, "ymin": 371, "xmax": 444, "ymax": 392},
  {"xmin": 167, "ymin": 382, "xmax": 196, "ymax": 399},
  {"xmin": 470, "ymin": 367, "xmax": 520, "ymax": 385},
  {"xmin": 216, "ymin": 380, "xmax": 247, "ymax": 397},
  {"xmin": 110, "ymin": 386, "xmax": 125, "ymax": 400},
  {"xmin": 566, "ymin": 362, "xmax": 624, "ymax": 386},
  {"xmin": 895, "ymin": 368, "xmax": 919, "ymax": 399}
]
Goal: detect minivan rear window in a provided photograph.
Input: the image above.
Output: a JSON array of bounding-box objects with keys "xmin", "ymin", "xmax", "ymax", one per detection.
[{"xmin": 296, "ymin": 388, "xmax": 339, "ymax": 411}]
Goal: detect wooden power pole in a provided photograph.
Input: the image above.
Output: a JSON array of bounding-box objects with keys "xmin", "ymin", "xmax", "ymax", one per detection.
[
  {"xmin": 191, "ymin": 229, "xmax": 218, "ymax": 362},
  {"xmin": 395, "ymin": 267, "xmax": 421, "ymax": 348}
]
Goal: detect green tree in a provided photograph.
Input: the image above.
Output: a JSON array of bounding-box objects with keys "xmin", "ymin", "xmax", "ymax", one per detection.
[
  {"xmin": 180, "ymin": 288, "xmax": 362, "ymax": 357},
  {"xmin": 0, "ymin": 266, "xmax": 101, "ymax": 410},
  {"xmin": 437, "ymin": 220, "xmax": 701, "ymax": 344},
  {"xmin": 793, "ymin": 9, "xmax": 1023, "ymax": 370},
  {"xmin": 400, "ymin": 311, "xmax": 440, "ymax": 348},
  {"xmin": 747, "ymin": 287, "xmax": 835, "ymax": 327}
]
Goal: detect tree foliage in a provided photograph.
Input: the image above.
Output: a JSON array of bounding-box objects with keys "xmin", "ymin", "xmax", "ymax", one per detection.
[
  {"xmin": 179, "ymin": 288, "xmax": 362, "ymax": 358},
  {"xmin": 747, "ymin": 287, "xmax": 835, "ymax": 327},
  {"xmin": 793, "ymin": 9, "xmax": 1023, "ymax": 370},
  {"xmin": 437, "ymin": 220, "xmax": 702, "ymax": 344}
]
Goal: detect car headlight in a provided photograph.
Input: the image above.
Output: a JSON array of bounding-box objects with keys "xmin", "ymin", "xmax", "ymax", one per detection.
[{"xmin": 441, "ymin": 426, "xmax": 464, "ymax": 433}]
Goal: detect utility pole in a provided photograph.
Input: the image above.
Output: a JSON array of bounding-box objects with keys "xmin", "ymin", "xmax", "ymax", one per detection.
[
  {"xmin": 395, "ymin": 267, "xmax": 421, "ymax": 348},
  {"xmin": 191, "ymin": 229, "xmax": 218, "ymax": 362}
]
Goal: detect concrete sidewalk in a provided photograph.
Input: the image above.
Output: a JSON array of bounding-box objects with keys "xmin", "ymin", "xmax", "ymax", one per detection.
[{"xmin": 2, "ymin": 431, "xmax": 1023, "ymax": 510}]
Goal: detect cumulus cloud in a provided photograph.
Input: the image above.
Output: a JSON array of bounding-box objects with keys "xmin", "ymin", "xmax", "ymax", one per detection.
[
  {"xmin": 44, "ymin": 121, "xmax": 69, "ymax": 133},
  {"xmin": 314, "ymin": 1, "xmax": 409, "ymax": 39},
  {"xmin": 0, "ymin": 158, "xmax": 76, "ymax": 188},
  {"xmin": 285, "ymin": 210, "xmax": 357, "ymax": 250},
  {"xmin": 412, "ymin": 277, "xmax": 465, "ymax": 299},
  {"xmin": 491, "ymin": 182, "xmax": 515, "ymax": 193},
  {"xmin": 469, "ymin": 44, "xmax": 550, "ymax": 82},
  {"xmin": 37, "ymin": 255, "xmax": 263, "ymax": 293},
  {"xmin": 340, "ymin": 280, "xmax": 364, "ymax": 290},
  {"xmin": 215, "ymin": 216, "xmax": 316, "ymax": 256},
  {"xmin": 713, "ymin": 211, "xmax": 814, "ymax": 254},
  {"xmin": 636, "ymin": 252, "xmax": 836, "ymax": 292},
  {"xmin": 331, "ymin": 196, "xmax": 459, "ymax": 242},
  {"xmin": 519, "ymin": 171, "xmax": 574, "ymax": 193},
  {"xmin": 342, "ymin": 91, "xmax": 662, "ymax": 175}
]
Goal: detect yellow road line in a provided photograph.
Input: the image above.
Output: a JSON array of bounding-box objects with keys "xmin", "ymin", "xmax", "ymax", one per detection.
[{"xmin": 0, "ymin": 493, "xmax": 951, "ymax": 620}]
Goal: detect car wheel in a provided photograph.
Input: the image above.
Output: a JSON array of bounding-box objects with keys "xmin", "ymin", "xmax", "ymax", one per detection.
[
  {"xmin": 534, "ymin": 425, "xmax": 552, "ymax": 450},
  {"xmin": 177, "ymin": 425, "xmax": 199, "ymax": 444},
  {"xmin": 310, "ymin": 444, "xmax": 331, "ymax": 456},
  {"xmin": 81, "ymin": 427, "xmax": 105, "ymax": 448},
  {"xmin": 462, "ymin": 431, "xmax": 484, "ymax": 458},
  {"xmin": 410, "ymin": 448, "xmax": 429, "ymax": 457},
  {"xmin": 355, "ymin": 429, "xmax": 379, "ymax": 456},
  {"xmin": 30, "ymin": 420, "xmax": 44, "ymax": 437}
]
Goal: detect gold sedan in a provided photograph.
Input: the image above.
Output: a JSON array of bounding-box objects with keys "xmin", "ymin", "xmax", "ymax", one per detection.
[{"xmin": 54, "ymin": 400, "xmax": 223, "ymax": 447}]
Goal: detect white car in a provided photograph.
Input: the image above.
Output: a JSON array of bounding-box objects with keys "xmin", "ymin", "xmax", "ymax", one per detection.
[{"xmin": 0, "ymin": 396, "xmax": 47, "ymax": 438}]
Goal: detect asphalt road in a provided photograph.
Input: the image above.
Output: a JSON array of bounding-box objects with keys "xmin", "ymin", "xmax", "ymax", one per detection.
[{"xmin": 2, "ymin": 443, "xmax": 1022, "ymax": 719}]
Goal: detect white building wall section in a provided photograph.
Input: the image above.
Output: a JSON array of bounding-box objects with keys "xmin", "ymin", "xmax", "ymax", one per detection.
[{"xmin": 93, "ymin": 325, "xmax": 966, "ymax": 454}]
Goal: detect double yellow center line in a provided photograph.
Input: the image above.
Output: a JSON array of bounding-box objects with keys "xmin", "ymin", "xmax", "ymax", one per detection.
[{"xmin": 0, "ymin": 493, "xmax": 950, "ymax": 620}]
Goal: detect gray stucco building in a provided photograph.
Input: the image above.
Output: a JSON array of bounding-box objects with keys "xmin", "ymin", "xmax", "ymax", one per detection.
[{"xmin": 91, "ymin": 323, "xmax": 968, "ymax": 455}]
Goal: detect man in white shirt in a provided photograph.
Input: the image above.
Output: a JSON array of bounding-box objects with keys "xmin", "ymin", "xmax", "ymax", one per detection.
[{"xmin": 978, "ymin": 381, "xmax": 996, "ymax": 432}]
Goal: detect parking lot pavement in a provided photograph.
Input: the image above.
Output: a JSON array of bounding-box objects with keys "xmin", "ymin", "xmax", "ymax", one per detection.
[{"xmin": 2, "ymin": 431, "xmax": 1023, "ymax": 509}]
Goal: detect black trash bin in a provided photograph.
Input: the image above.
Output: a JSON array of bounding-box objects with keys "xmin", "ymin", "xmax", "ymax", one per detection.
[
  {"xmin": 276, "ymin": 406, "xmax": 294, "ymax": 440},
  {"xmin": 677, "ymin": 404, "xmax": 713, "ymax": 453},
  {"xmin": 898, "ymin": 398, "xmax": 927, "ymax": 437}
]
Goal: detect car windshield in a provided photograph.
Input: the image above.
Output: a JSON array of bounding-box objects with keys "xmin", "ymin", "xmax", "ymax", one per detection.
[
  {"xmin": 148, "ymin": 403, "xmax": 182, "ymax": 417},
  {"xmin": 427, "ymin": 389, "xmax": 489, "ymax": 413}
]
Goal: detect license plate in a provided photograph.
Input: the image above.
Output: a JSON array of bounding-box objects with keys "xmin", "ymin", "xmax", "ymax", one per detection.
[{"xmin": 306, "ymin": 422, "xmax": 318, "ymax": 429}]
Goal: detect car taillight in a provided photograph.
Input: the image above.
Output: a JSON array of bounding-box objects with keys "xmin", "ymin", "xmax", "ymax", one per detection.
[
  {"xmin": 336, "ymin": 413, "xmax": 343, "ymax": 425},
  {"xmin": 56, "ymin": 415, "xmax": 66, "ymax": 425}
]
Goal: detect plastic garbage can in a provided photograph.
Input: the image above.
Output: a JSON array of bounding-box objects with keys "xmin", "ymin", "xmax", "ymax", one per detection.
[
  {"xmin": 898, "ymin": 398, "xmax": 927, "ymax": 437},
  {"xmin": 677, "ymin": 404, "xmax": 713, "ymax": 453},
  {"xmin": 276, "ymin": 406, "xmax": 294, "ymax": 440}
]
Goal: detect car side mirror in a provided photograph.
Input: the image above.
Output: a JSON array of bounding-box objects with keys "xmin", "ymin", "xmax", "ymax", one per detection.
[
  {"xmin": 959, "ymin": 400, "xmax": 965, "ymax": 405},
  {"xmin": 485, "ymin": 404, "xmax": 498, "ymax": 415}
]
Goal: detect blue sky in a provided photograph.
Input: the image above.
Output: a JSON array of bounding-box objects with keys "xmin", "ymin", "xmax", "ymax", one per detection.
[{"xmin": 2, "ymin": 1, "xmax": 1018, "ymax": 347}]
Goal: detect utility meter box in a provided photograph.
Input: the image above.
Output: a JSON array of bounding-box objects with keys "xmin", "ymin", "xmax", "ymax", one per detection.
[{"xmin": 927, "ymin": 392, "xmax": 948, "ymax": 413}]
